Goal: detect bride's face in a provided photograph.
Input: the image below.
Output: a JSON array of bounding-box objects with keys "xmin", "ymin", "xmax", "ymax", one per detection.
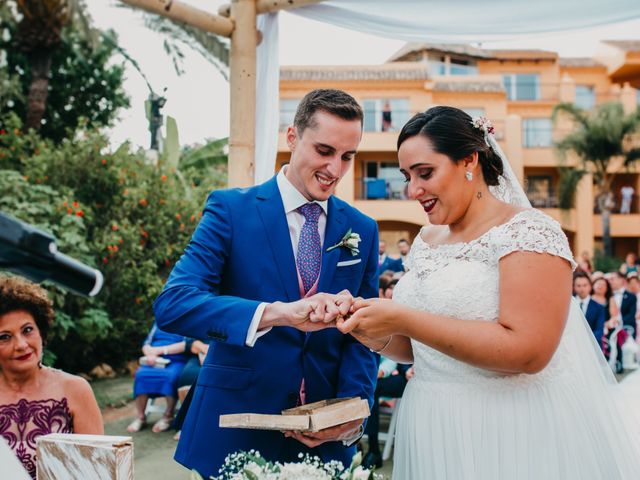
[{"xmin": 399, "ymin": 134, "xmax": 473, "ymax": 225}]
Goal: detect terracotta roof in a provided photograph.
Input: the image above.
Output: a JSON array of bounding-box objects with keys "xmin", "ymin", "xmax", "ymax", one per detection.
[
  {"xmin": 280, "ymin": 63, "xmax": 430, "ymax": 82},
  {"xmin": 433, "ymin": 80, "xmax": 505, "ymax": 93},
  {"xmin": 602, "ymin": 40, "xmax": 640, "ymax": 52},
  {"xmin": 559, "ymin": 57, "xmax": 605, "ymax": 68},
  {"xmin": 387, "ymin": 42, "xmax": 493, "ymax": 62}
]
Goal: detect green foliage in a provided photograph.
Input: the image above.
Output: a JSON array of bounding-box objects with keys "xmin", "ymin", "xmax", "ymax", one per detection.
[
  {"xmin": 557, "ymin": 167, "xmax": 586, "ymax": 209},
  {"xmin": 0, "ymin": 8, "xmax": 129, "ymax": 142},
  {"xmin": 0, "ymin": 113, "xmax": 226, "ymax": 372},
  {"xmin": 593, "ymin": 249, "xmax": 623, "ymax": 274}
]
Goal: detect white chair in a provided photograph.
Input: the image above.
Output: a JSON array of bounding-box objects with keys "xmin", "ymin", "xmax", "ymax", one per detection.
[
  {"xmin": 144, "ymin": 397, "xmax": 165, "ymax": 416},
  {"xmin": 378, "ymin": 398, "xmax": 402, "ymax": 461}
]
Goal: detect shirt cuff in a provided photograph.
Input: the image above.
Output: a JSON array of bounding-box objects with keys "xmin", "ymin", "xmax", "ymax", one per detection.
[
  {"xmin": 342, "ymin": 424, "xmax": 364, "ymax": 447},
  {"xmin": 245, "ymin": 302, "xmax": 271, "ymax": 347}
]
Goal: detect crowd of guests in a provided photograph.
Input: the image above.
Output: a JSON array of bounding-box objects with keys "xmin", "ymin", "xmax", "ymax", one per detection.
[{"xmin": 573, "ymin": 251, "xmax": 639, "ymax": 373}]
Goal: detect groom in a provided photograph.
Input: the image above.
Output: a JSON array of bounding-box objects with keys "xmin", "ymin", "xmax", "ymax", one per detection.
[{"xmin": 153, "ymin": 89, "xmax": 379, "ymax": 477}]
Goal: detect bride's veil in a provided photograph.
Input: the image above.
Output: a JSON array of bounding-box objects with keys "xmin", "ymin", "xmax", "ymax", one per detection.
[{"xmin": 479, "ymin": 122, "xmax": 619, "ymax": 388}]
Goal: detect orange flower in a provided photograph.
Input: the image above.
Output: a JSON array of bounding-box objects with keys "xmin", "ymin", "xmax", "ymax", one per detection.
[
  {"xmin": 101, "ymin": 159, "xmax": 107, "ymax": 166},
  {"xmin": 139, "ymin": 198, "xmax": 148, "ymax": 207},
  {"xmin": 175, "ymin": 213, "xmax": 181, "ymax": 220},
  {"xmin": 67, "ymin": 208, "xmax": 73, "ymax": 214},
  {"xmin": 118, "ymin": 238, "xmax": 123, "ymax": 245},
  {"xmin": 76, "ymin": 210, "xmax": 84, "ymax": 217},
  {"xmin": 102, "ymin": 257, "xmax": 108, "ymax": 264},
  {"xmin": 63, "ymin": 201, "xmax": 68, "ymax": 207},
  {"xmin": 190, "ymin": 215, "xmax": 195, "ymax": 222},
  {"xmin": 123, "ymin": 188, "xmax": 129, "ymax": 196},
  {"xmin": 160, "ymin": 175, "xmax": 167, "ymax": 182},
  {"xmin": 179, "ymin": 223, "xmax": 185, "ymax": 232},
  {"xmin": 72, "ymin": 201, "xmax": 79, "ymax": 208},
  {"xmin": 111, "ymin": 224, "xmax": 119, "ymax": 231}
]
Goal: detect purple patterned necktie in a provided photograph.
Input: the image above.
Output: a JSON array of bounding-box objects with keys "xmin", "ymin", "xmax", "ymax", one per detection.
[{"xmin": 297, "ymin": 202, "xmax": 323, "ymax": 294}]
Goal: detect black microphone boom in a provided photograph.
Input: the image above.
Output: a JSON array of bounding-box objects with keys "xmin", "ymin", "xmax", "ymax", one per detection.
[{"xmin": 0, "ymin": 212, "xmax": 103, "ymax": 297}]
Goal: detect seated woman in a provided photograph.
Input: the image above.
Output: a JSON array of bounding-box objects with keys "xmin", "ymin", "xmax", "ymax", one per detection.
[
  {"xmin": 0, "ymin": 276, "xmax": 103, "ymax": 479},
  {"xmin": 127, "ymin": 322, "xmax": 186, "ymax": 433}
]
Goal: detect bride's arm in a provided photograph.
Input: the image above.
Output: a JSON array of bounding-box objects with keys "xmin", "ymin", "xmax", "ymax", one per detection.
[
  {"xmin": 339, "ymin": 251, "xmax": 572, "ymax": 375},
  {"xmin": 359, "ymin": 334, "xmax": 414, "ymax": 364}
]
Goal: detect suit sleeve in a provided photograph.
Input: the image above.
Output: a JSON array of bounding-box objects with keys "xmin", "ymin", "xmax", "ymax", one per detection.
[
  {"xmin": 336, "ymin": 220, "xmax": 380, "ymax": 408},
  {"xmin": 153, "ymin": 191, "xmax": 260, "ymax": 346}
]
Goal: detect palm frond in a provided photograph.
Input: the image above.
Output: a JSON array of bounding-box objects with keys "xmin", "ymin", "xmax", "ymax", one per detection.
[{"xmin": 557, "ymin": 167, "xmax": 587, "ymax": 210}]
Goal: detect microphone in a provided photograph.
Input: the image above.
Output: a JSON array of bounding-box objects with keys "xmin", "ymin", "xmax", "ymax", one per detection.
[{"xmin": 0, "ymin": 212, "xmax": 103, "ymax": 297}]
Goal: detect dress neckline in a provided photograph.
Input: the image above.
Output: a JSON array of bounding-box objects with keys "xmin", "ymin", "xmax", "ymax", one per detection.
[{"xmin": 416, "ymin": 208, "xmax": 532, "ymax": 250}]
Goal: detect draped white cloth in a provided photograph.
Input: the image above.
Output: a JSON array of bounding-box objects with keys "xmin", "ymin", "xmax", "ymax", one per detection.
[{"xmin": 254, "ymin": 0, "xmax": 640, "ymax": 183}]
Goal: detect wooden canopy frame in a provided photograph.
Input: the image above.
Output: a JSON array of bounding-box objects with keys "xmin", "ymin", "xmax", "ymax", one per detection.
[{"xmin": 121, "ymin": 0, "xmax": 326, "ymax": 187}]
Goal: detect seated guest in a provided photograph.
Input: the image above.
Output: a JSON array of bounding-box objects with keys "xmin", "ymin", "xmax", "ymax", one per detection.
[
  {"xmin": 361, "ymin": 358, "xmax": 413, "ymax": 469},
  {"xmin": 378, "ymin": 240, "xmax": 403, "ymax": 276},
  {"xmin": 573, "ymin": 272, "xmax": 605, "ymax": 348},
  {"xmin": 383, "ymin": 278, "xmax": 399, "ymax": 300},
  {"xmin": 127, "ymin": 322, "xmax": 187, "ymax": 433},
  {"xmin": 0, "ymin": 276, "xmax": 103, "ymax": 479},
  {"xmin": 173, "ymin": 339, "xmax": 209, "ymax": 440}
]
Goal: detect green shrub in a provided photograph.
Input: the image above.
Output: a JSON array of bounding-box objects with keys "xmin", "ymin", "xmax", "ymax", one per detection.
[{"xmin": 0, "ymin": 114, "xmax": 226, "ymax": 372}]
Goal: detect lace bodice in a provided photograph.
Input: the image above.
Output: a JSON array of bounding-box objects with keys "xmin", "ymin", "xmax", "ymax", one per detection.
[
  {"xmin": 394, "ymin": 209, "xmax": 577, "ymax": 390},
  {"xmin": 0, "ymin": 398, "xmax": 73, "ymax": 479}
]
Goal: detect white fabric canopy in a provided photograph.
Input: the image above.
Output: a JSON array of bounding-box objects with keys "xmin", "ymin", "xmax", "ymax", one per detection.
[{"xmin": 255, "ymin": 0, "xmax": 640, "ymax": 183}]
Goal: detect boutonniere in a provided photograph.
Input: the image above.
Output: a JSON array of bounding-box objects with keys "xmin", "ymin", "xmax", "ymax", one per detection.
[{"xmin": 326, "ymin": 228, "xmax": 361, "ymax": 257}]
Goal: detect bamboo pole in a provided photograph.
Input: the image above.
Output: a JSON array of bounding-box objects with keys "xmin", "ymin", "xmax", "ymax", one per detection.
[
  {"xmin": 228, "ymin": 0, "xmax": 258, "ymax": 188},
  {"xmin": 120, "ymin": 0, "xmax": 234, "ymax": 37},
  {"xmin": 219, "ymin": 0, "xmax": 325, "ymax": 16}
]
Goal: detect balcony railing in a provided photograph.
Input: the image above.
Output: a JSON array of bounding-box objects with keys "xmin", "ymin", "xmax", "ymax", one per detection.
[
  {"xmin": 593, "ymin": 194, "xmax": 639, "ymax": 214},
  {"xmin": 357, "ymin": 177, "xmax": 408, "ymax": 200},
  {"xmin": 504, "ymin": 82, "xmax": 560, "ymax": 102},
  {"xmin": 527, "ymin": 189, "xmax": 559, "ymax": 208}
]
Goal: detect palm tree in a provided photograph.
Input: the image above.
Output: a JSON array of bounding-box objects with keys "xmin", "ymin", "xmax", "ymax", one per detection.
[
  {"xmin": 553, "ymin": 101, "xmax": 640, "ymax": 257},
  {"xmin": 13, "ymin": 0, "xmax": 96, "ymax": 131}
]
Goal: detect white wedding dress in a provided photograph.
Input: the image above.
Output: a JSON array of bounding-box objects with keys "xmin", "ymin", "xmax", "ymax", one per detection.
[{"xmin": 392, "ymin": 208, "xmax": 640, "ymax": 479}]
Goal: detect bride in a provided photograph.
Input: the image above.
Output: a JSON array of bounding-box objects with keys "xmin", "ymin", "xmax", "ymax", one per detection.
[{"xmin": 337, "ymin": 106, "xmax": 640, "ymax": 479}]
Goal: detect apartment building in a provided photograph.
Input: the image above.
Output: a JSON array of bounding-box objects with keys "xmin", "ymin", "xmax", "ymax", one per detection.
[{"xmin": 277, "ymin": 41, "xmax": 640, "ymax": 258}]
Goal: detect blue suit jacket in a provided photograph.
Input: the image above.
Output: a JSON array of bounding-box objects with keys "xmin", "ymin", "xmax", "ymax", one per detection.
[
  {"xmin": 153, "ymin": 176, "xmax": 379, "ymax": 477},
  {"xmin": 580, "ymin": 298, "xmax": 605, "ymax": 344},
  {"xmin": 619, "ymin": 290, "xmax": 638, "ymax": 335},
  {"xmin": 378, "ymin": 255, "xmax": 403, "ymax": 276}
]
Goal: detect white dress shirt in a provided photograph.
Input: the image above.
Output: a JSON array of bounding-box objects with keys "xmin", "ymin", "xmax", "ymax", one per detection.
[
  {"xmin": 244, "ymin": 167, "xmax": 328, "ymax": 346},
  {"xmin": 577, "ymin": 295, "xmax": 590, "ymax": 315},
  {"xmin": 613, "ymin": 289, "xmax": 624, "ymax": 309}
]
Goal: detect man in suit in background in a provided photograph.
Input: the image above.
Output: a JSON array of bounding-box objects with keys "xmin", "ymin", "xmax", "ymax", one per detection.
[
  {"xmin": 153, "ymin": 89, "xmax": 379, "ymax": 478},
  {"xmin": 378, "ymin": 240, "xmax": 403, "ymax": 276},
  {"xmin": 573, "ymin": 272, "xmax": 605, "ymax": 348},
  {"xmin": 610, "ymin": 271, "xmax": 638, "ymax": 339}
]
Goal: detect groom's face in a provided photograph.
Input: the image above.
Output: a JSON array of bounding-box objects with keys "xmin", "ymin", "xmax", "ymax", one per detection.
[{"xmin": 286, "ymin": 110, "xmax": 362, "ymax": 202}]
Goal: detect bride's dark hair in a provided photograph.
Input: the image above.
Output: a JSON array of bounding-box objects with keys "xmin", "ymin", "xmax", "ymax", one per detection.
[{"xmin": 397, "ymin": 106, "xmax": 504, "ymax": 186}]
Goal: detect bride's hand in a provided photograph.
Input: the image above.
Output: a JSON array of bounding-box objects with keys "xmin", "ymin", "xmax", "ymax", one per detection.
[{"xmin": 337, "ymin": 298, "xmax": 400, "ymax": 340}]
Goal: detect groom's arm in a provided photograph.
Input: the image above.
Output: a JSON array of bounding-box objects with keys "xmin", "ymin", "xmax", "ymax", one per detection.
[{"xmin": 153, "ymin": 190, "xmax": 260, "ymax": 346}]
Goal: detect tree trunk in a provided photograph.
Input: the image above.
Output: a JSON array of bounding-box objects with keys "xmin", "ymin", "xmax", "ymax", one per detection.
[{"xmin": 25, "ymin": 48, "xmax": 53, "ymax": 131}]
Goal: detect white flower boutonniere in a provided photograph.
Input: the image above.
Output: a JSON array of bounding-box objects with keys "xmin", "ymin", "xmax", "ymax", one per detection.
[{"xmin": 326, "ymin": 228, "xmax": 361, "ymax": 257}]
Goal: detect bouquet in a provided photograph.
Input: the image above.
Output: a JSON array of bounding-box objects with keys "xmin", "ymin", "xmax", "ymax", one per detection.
[{"xmin": 191, "ymin": 451, "xmax": 378, "ymax": 480}]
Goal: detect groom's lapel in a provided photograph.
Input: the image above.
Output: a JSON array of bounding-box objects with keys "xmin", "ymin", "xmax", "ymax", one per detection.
[
  {"xmin": 318, "ymin": 196, "xmax": 346, "ymax": 293},
  {"xmin": 256, "ymin": 177, "xmax": 300, "ymax": 302}
]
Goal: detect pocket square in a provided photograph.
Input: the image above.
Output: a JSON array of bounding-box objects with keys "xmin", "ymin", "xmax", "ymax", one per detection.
[{"xmin": 337, "ymin": 259, "xmax": 361, "ymax": 267}]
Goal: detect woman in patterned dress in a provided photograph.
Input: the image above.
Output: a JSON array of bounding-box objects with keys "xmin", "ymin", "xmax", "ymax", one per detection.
[{"xmin": 0, "ymin": 275, "xmax": 103, "ymax": 479}]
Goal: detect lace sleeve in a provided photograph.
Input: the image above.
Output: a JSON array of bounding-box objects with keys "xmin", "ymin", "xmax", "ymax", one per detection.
[{"xmin": 496, "ymin": 210, "xmax": 577, "ymax": 269}]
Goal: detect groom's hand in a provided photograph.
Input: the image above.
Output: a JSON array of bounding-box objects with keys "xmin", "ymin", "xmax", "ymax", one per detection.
[
  {"xmin": 284, "ymin": 418, "xmax": 363, "ymax": 448},
  {"xmin": 261, "ymin": 291, "xmax": 354, "ymax": 332}
]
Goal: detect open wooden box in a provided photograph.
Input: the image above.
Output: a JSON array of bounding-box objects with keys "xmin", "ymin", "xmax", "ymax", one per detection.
[{"xmin": 219, "ymin": 397, "xmax": 370, "ymax": 432}]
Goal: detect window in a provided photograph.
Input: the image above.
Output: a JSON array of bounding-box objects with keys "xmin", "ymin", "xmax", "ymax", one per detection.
[
  {"xmin": 523, "ymin": 118, "xmax": 552, "ymax": 147},
  {"xmin": 363, "ymin": 98, "xmax": 411, "ymax": 132},
  {"xmin": 575, "ymin": 85, "xmax": 595, "ymax": 110},
  {"xmin": 525, "ymin": 175, "xmax": 556, "ymax": 207},
  {"xmin": 428, "ymin": 56, "xmax": 478, "ymax": 76},
  {"xmin": 502, "ymin": 74, "xmax": 539, "ymax": 100},
  {"xmin": 362, "ymin": 161, "xmax": 407, "ymax": 200},
  {"xmin": 279, "ymin": 99, "xmax": 300, "ymax": 131}
]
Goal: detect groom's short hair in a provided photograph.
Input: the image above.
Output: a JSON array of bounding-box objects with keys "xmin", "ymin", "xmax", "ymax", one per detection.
[{"xmin": 294, "ymin": 89, "xmax": 363, "ymax": 136}]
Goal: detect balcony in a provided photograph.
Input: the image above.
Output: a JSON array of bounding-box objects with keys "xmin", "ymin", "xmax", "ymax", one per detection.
[
  {"xmin": 357, "ymin": 177, "xmax": 408, "ymax": 201},
  {"xmin": 593, "ymin": 214, "xmax": 640, "ymax": 237}
]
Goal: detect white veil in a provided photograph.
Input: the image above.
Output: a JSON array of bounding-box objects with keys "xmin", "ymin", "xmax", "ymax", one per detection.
[
  {"xmin": 481, "ymin": 123, "xmax": 640, "ymax": 459},
  {"xmin": 478, "ymin": 123, "xmax": 619, "ymax": 387}
]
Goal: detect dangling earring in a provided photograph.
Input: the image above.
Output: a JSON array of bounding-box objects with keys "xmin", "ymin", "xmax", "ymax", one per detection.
[{"xmin": 465, "ymin": 171, "xmax": 473, "ymax": 182}]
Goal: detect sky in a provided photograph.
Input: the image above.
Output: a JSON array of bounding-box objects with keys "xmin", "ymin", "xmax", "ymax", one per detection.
[{"xmin": 87, "ymin": 0, "xmax": 640, "ymax": 150}]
